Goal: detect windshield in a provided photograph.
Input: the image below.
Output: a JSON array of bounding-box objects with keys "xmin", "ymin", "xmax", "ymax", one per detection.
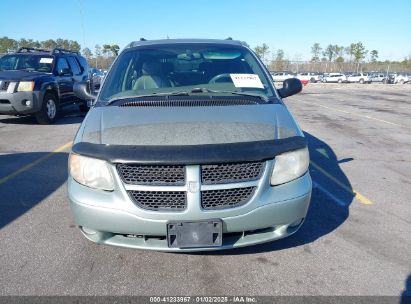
[
  {"xmin": 0, "ymin": 54, "xmax": 54, "ymax": 73},
  {"xmin": 89, "ymin": 68, "xmax": 104, "ymax": 77},
  {"xmin": 99, "ymin": 44, "xmax": 275, "ymax": 102}
]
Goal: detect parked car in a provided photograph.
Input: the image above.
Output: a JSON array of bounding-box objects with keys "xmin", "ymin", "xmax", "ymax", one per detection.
[
  {"xmin": 394, "ymin": 73, "xmax": 410, "ymax": 84},
  {"xmin": 271, "ymin": 71, "xmax": 295, "ymax": 82},
  {"xmin": 89, "ymin": 68, "xmax": 105, "ymax": 89},
  {"xmin": 370, "ymin": 73, "xmax": 387, "ymax": 83},
  {"xmin": 296, "ymin": 72, "xmax": 322, "ymax": 83},
  {"xmin": 69, "ymin": 38, "xmax": 312, "ymax": 251},
  {"xmin": 322, "ymin": 73, "xmax": 347, "ymax": 83},
  {"xmin": 347, "ymin": 72, "xmax": 372, "ymax": 84},
  {"xmin": 0, "ymin": 47, "xmax": 89, "ymax": 124}
]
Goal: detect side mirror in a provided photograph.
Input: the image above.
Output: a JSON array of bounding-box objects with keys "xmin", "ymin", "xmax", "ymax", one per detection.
[
  {"xmin": 59, "ymin": 68, "xmax": 72, "ymax": 76},
  {"xmin": 278, "ymin": 78, "xmax": 302, "ymax": 98},
  {"xmin": 74, "ymin": 81, "xmax": 97, "ymax": 101}
]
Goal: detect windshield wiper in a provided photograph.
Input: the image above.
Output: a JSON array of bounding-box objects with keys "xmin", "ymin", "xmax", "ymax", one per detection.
[
  {"xmin": 106, "ymin": 90, "xmax": 190, "ymax": 105},
  {"xmin": 189, "ymin": 87, "xmax": 269, "ymax": 102},
  {"xmin": 106, "ymin": 87, "xmax": 269, "ymax": 105}
]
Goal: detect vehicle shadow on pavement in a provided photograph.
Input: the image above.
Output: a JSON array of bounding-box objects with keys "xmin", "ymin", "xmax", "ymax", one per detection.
[
  {"xmin": 0, "ymin": 152, "xmax": 69, "ymax": 229},
  {"xmin": 401, "ymin": 275, "xmax": 411, "ymax": 303},
  {"xmin": 0, "ymin": 106, "xmax": 86, "ymax": 125},
  {"xmin": 200, "ymin": 131, "xmax": 355, "ymax": 255}
]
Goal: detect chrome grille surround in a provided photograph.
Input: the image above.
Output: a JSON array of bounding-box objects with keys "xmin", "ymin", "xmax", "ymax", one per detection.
[{"xmin": 119, "ymin": 161, "xmax": 266, "ymax": 212}]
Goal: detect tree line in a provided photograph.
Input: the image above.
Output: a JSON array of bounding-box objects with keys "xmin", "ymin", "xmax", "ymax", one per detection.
[
  {"xmin": 0, "ymin": 36, "xmax": 81, "ymax": 53},
  {"xmin": 0, "ymin": 37, "xmax": 119, "ymax": 69},
  {"xmin": 254, "ymin": 42, "xmax": 411, "ymax": 72},
  {"xmin": 2, "ymin": 37, "xmax": 410, "ymax": 71}
]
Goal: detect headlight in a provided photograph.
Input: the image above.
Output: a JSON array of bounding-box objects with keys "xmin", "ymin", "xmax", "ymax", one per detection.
[
  {"xmin": 17, "ymin": 81, "xmax": 35, "ymax": 92},
  {"xmin": 69, "ymin": 154, "xmax": 114, "ymax": 191},
  {"xmin": 270, "ymin": 147, "xmax": 309, "ymax": 186}
]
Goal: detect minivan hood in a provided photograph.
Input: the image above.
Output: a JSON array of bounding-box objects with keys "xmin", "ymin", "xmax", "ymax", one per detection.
[
  {"xmin": 79, "ymin": 104, "xmax": 300, "ymax": 146},
  {"xmin": 0, "ymin": 70, "xmax": 50, "ymax": 81}
]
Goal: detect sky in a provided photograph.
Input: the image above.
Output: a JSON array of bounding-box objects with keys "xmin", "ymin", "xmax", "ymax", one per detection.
[{"xmin": 1, "ymin": 0, "xmax": 411, "ymax": 61}]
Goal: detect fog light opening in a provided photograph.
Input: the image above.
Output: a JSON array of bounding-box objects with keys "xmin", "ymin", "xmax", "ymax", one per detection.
[{"xmin": 22, "ymin": 100, "xmax": 32, "ymax": 107}]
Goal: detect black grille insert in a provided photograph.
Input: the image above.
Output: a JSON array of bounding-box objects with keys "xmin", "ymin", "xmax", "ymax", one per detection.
[
  {"xmin": 0, "ymin": 81, "xmax": 10, "ymax": 91},
  {"xmin": 201, "ymin": 162, "xmax": 265, "ymax": 185},
  {"xmin": 201, "ymin": 187, "xmax": 256, "ymax": 210},
  {"xmin": 117, "ymin": 164, "xmax": 185, "ymax": 185},
  {"xmin": 128, "ymin": 191, "xmax": 187, "ymax": 211}
]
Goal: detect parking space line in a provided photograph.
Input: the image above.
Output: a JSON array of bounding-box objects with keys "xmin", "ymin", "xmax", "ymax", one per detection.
[
  {"xmin": 310, "ymin": 160, "xmax": 373, "ymax": 205},
  {"xmin": 304, "ymin": 101, "xmax": 402, "ymax": 127},
  {"xmin": 313, "ymin": 181, "xmax": 347, "ymax": 207},
  {"xmin": 0, "ymin": 141, "xmax": 73, "ymax": 185}
]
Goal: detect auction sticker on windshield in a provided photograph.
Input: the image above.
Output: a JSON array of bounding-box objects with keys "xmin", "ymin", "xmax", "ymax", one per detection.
[
  {"xmin": 230, "ymin": 74, "xmax": 264, "ymax": 89},
  {"xmin": 39, "ymin": 58, "xmax": 53, "ymax": 64}
]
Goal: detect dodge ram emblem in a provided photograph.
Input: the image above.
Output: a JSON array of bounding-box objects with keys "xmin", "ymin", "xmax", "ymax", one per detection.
[{"xmin": 188, "ymin": 181, "xmax": 200, "ymax": 193}]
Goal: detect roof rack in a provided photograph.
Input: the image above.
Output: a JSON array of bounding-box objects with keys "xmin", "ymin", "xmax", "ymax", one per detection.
[
  {"xmin": 51, "ymin": 48, "xmax": 79, "ymax": 55},
  {"xmin": 16, "ymin": 47, "xmax": 79, "ymax": 55},
  {"xmin": 17, "ymin": 47, "xmax": 51, "ymax": 53}
]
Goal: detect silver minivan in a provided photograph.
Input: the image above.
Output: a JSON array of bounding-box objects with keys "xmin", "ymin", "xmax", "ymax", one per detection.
[{"xmin": 68, "ymin": 39, "xmax": 312, "ymax": 251}]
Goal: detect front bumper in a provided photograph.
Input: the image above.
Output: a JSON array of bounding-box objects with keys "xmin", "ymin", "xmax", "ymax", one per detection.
[
  {"xmin": 68, "ymin": 168, "xmax": 312, "ymax": 252},
  {"xmin": 0, "ymin": 89, "xmax": 43, "ymax": 115}
]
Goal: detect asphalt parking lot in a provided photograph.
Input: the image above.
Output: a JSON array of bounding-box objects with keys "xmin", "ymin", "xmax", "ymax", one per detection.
[{"xmin": 0, "ymin": 84, "xmax": 410, "ymax": 297}]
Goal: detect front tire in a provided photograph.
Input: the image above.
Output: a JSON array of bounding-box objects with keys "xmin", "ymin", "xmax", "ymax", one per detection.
[
  {"xmin": 338, "ymin": 79, "xmax": 342, "ymax": 83},
  {"xmin": 35, "ymin": 93, "xmax": 59, "ymax": 124},
  {"xmin": 359, "ymin": 78, "xmax": 364, "ymax": 84}
]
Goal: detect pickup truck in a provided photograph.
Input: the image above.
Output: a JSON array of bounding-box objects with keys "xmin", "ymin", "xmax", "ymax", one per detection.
[{"xmin": 68, "ymin": 39, "xmax": 312, "ymax": 251}]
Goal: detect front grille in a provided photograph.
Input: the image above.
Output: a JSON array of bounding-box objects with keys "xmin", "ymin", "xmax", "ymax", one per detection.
[
  {"xmin": 0, "ymin": 99, "xmax": 11, "ymax": 104},
  {"xmin": 117, "ymin": 164, "xmax": 185, "ymax": 185},
  {"xmin": 119, "ymin": 161, "xmax": 265, "ymax": 212},
  {"xmin": 201, "ymin": 187, "xmax": 256, "ymax": 210},
  {"xmin": 201, "ymin": 162, "xmax": 265, "ymax": 185},
  {"xmin": 128, "ymin": 191, "xmax": 187, "ymax": 211},
  {"xmin": 0, "ymin": 81, "xmax": 10, "ymax": 91}
]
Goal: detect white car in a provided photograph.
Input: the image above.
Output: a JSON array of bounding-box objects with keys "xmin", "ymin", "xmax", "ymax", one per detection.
[
  {"xmin": 322, "ymin": 73, "xmax": 347, "ymax": 83},
  {"xmin": 347, "ymin": 73, "xmax": 372, "ymax": 84},
  {"xmin": 370, "ymin": 73, "xmax": 387, "ymax": 83},
  {"xmin": 296, "ymin": 72, "xmax": 321, "ymax": 83},
  {"xmin": 271, "ymin": 71, "xmax": 295, "ymax": 82},
  {"xmin": 394, "ymin": 74, "xmax": 410, "ymax": 84}
]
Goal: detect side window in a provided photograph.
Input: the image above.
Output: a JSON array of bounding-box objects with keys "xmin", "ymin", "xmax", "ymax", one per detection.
[
  {"xmin": 77, "ymin": 56, "xmax": 88, "ymax": 74},
  {"xmin": 56, "ymin": 58, "xmax": 71, "ymax": 74},
  {"xmin": 67, "ymin": 57, "xmax": 81, "ymax": 75},
  {"xmin": 0, "ymin": 56, "xmax": 17, "ymax": 70}
]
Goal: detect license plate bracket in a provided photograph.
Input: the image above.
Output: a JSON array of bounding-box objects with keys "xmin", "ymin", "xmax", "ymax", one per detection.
[{"xmin": 167, "ymin": 220, "xmax": 223, "ymax": 248}]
